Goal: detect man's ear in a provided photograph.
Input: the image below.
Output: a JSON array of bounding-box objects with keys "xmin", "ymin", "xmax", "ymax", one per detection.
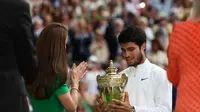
[{"xmin": 141, "ymin": 43, "xmax": 146, "ymax": 51}]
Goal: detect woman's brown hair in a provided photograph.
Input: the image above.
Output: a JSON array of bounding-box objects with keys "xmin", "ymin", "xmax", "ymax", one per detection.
[{"xmin": 28, "ymin": 23, "xmax": 68, "ymax": 99}]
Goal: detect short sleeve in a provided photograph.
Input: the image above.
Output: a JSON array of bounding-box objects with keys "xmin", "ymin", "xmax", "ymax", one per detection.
[{"xmin": 55, "ymin": 84, "xmax": 70, "ymax": 96}]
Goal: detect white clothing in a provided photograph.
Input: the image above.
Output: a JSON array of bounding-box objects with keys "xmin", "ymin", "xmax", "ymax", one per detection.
[
  {"xmin": 120, "ymin": 59, "xmax": 172, "ymax": 112},
  {"xmin": 147, "ymin": 51, "xmax": 168, "ymax": 69},
  {"xmin": 145, "ymin": 27, "xmax": 154, "ymax": 55},
  {"xmin": 83, "ymin": 70, "xmax": 105, "ymax": 95},
  {"xmin": 89, "ymin": 40, "xmax": 109, "ymax": 64}
]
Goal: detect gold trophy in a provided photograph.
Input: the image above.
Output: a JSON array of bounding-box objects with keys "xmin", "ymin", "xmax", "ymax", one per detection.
[{"xmin": 97, "ymin": 60, "xmax": 128, "ymax": 103}]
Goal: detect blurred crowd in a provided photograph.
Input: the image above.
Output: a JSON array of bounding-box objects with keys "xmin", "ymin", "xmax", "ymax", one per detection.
[{"xmin": 28, "ymin": 0, "xmax": 192, "ymax": 111}]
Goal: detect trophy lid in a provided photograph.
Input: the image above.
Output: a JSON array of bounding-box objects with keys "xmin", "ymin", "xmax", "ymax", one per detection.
[
  {"xmin": 97, "ymin": 60, "xmax": 128, "ymax": 88},
  {"xmin": 106, "ymin": 60, "xmax": 118, "ymax": 75}
]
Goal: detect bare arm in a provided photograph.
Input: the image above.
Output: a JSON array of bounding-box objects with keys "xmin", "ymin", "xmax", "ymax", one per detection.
[
  {"xmin": 58, "ymin": 93, "xmax": 77, "ymax": 112},
  {"xmin": 58, "ymin": 62, "xmax": 88, "ymax": 112}
]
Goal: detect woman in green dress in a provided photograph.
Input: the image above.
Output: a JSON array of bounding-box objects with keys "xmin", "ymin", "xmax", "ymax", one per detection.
[{"xmin": 26, "ymin": 23, "xmax": 88, "ymax": 112}]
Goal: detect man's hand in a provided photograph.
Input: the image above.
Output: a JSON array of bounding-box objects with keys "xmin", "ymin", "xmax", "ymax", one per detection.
[
  {"xmin": 95, "ymin": 96, "xmax": 111, "ymax": 112},
  {"xmin": 108, "ymin": 92, "xmax": 134, "ymax": 112},
  {"xmin": 95, "ymin": 97, "xmax": 104, "ymax": 112}
]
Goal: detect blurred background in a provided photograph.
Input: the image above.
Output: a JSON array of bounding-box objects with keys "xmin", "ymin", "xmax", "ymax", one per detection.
[{"xmin": 27, "ymin": 0, "xmax": 192, "ymax": 111}]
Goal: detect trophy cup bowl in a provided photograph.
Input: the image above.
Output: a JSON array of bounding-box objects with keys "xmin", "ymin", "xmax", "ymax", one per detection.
[{"xmin": 97, "ymin": 60, "xmax": 128, "ymax": 103}]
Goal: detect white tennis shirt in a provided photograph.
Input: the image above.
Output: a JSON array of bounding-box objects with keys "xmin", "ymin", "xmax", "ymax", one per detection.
[{"xmin": 120, "ymin": 59, "xmax": 172, "ymax": 112}]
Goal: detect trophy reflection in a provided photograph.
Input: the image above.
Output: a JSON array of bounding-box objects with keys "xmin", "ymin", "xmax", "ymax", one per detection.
[{"xmin": 97, "ymin": 60, "xmax": 128, "ymax": 103}]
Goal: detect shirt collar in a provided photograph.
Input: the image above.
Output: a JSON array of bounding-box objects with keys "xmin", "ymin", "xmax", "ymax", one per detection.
[
  {"xmin": 129, "ymin": 58, "xmax": 150, "ymax": 69},
  {"xmin": 137, "ymin": 58, "xmax": 150, "ymax": 68},
  {"xmin": 127, "ymin": 58, "xmax": 150, "ymax": 77}
]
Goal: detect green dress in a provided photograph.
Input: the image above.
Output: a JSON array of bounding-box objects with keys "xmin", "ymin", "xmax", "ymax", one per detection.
[{"xmin": 30, "ymin": 76, "xmax": 70, "ymax": 112}]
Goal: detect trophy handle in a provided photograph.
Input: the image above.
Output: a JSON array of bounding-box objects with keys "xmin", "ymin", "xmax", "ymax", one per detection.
[{"xmin": 121, "ymin": 73, "xmax": 128, "ymax": 89}]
